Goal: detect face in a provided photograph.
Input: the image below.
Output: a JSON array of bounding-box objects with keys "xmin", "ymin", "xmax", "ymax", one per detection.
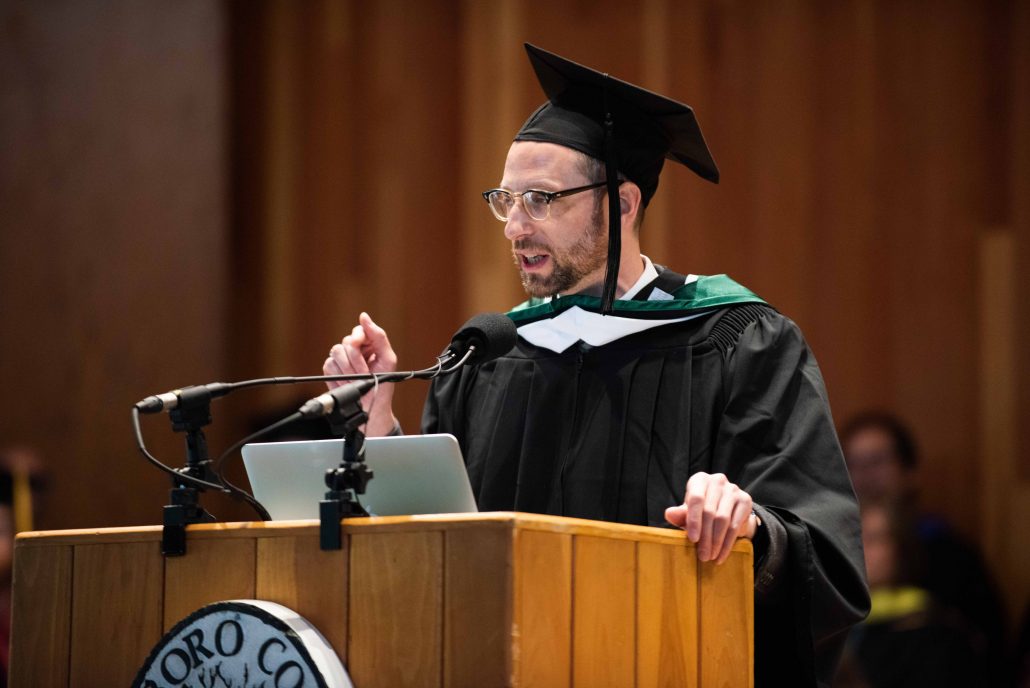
[
  {"xmin": 861, "ymin": 506, "xmax": 895, "ymax": 589},
  {"xmin": 843, "ymin": 426, "xmax": 911, "ymax": 504},
  {"xmin": 499, "ymin": 141, "xmax": 609, "ymax": 297}
]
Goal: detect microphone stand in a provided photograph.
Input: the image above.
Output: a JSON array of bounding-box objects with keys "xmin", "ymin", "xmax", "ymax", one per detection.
[
  {"xmin": 133, "ymin": 326, "xmax": 503, "ymax": 554},
  {"xmin": 163, "ymin": 393, "xmax": 219, "ymax": 556},
  {"xmin": 319, "ymin": 395, "xmax": 374, "ymax": 551}
]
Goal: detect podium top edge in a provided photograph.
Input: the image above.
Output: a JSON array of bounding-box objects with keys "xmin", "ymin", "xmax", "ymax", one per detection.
[{"xmin": 14, "ymin": 511, "xmax": 752, "ymax": 554}]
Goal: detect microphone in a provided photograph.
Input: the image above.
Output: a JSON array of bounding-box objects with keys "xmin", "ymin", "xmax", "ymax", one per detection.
[
  {"xmin": 135, "ymin": 382, "xmax": 232, "ymax": 414},
  {"xmin": 445, "ymin": 312, "xmax": 517, "ymax": 364},
  {"xmin": 298, "ymin": 378, "xmax": 376, "ymax": 418}
]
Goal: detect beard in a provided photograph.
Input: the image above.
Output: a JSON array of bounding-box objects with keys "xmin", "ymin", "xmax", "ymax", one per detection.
[{"xmin": 513, "ymin": 198, "xmax": 608, "ymax": 297}]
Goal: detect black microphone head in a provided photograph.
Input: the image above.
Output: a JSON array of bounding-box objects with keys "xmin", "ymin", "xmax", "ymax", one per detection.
[{"xmin": 449, "ymin": 312, "xmax": 517, "ymax": 364}]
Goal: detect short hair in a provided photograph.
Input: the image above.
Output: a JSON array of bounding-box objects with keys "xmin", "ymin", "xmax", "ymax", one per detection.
[
  {"xmin": 574, "ymin": 152, "xmax": 646, "ymax": 233},
  {"xmin": 840, "ymin": 411, "xmax": 919, "ymax": 470}
]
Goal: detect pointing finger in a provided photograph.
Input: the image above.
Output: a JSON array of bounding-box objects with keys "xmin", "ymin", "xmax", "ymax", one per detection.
[
  {"xmin": 698, "ymin": 474, "xmax": 725, "ymax": 561},
  {"xmin": 707, "ymin": 483, "xmax": 738, "ymax": 562},
  {"xmin": 715, "ymin": 498, "xmax": 752, "ymax": 565},
  {"xmin": 684, "ymin": 472, "xmax": 709, "ymax": 543}
]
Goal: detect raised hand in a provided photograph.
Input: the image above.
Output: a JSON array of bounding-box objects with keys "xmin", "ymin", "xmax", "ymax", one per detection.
[{"xmin": 323, "ymin": 312, "xmax": 400, "ymax": 436}]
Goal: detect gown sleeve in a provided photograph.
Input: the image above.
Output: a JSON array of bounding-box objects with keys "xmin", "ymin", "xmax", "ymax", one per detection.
[
  {"xmin": 421, "ymin": 366, "xmax": 466, "ymax": 441},
  {"xmin": 714, "ymin": 308, "xmax": 870, "ymax": 687}
]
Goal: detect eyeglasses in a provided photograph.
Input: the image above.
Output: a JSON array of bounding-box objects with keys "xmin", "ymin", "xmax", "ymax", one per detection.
[{"xmin": 482, "ymin": 180, "xmax": 609, "ymax": 222}]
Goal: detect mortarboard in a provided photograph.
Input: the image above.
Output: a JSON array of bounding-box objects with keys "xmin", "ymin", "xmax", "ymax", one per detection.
[{"xmin": 514, "ymin": 44, "xmax": 718, "ymax": 312}]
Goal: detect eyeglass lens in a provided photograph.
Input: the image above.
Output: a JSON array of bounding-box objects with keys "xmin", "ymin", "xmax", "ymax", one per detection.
[{"xmin": 487, "ymin": 190, "xmax": 550, "ymax": 221}]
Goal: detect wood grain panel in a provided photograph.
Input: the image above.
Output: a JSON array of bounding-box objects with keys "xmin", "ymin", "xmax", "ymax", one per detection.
[
  {"xmin": 69, "ymin": 542, "xmax": 164, "ymax": 686},
  {"xmin": 0, "ymin": 0, "xmax": 237, "ymax": 530},
  {"xmin": 9, "ymin": 517, "xmax": 752, "ymax": 686},
  {"xmin": 978, "ymin": 232, "xmax": 1030, "ymax": 612},
  {"xmin": 444, "ymin": 525, "xmax": 512, "ymax": 687},
  {"xmin": 699, "ymin": 549, "xmax": 753, "ymax": 688},
  {"xmin": 1012, "ymin": 0, "xmax": 1030, "ymax": 485},
  {"xmin": 636, "ymin": 541, "xmax": 698, "ymax": 687},
  {"xmin": 460, "ymin": 1, "xmax": 528, "ymax": 318},
  {"xmin": 255, "ymin": 532, "xmax": 348, "ymax": 661},
  {"xmin": 9, "ymin": 542, "xmax": 72, "ymax": 687},
  {"xmin": 571, "ymin": 535, "xmax": 636, "ymax": 688},
  {"xmin": 163, "ymin": 536, "xmax": 256, "ymax": 630},
  {"xmin": 348, "ymin": 530, "xmax": 443, "ymax": 688},
  {"xmin": 1010, "ymin": 0, "xmax": 1030, "ymax": 614},
  {"xmin": 877, "ymin": 1, "xmax": 984, "ymax": 537},
  {"xmin": 514, "ymin": 528, "xmax": 572, "ymax": 688}
]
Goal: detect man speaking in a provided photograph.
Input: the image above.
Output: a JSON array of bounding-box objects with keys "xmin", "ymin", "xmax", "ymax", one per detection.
[{"xmin": 324, "ymin": 44, "xmax": 868, "ymax": 686}]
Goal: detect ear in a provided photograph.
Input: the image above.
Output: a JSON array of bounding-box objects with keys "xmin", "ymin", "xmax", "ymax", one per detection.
[{"xmin": 619, "ymin": 181, "xmax": 643, "ymax": 230}]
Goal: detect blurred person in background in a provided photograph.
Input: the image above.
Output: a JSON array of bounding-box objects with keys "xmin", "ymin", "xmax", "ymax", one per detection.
[
  {"xmin": 0, "ymin": 472, "xmax": 11, "ymax": 688},
  {"xmin": 841, "ymin": 412, "xmax": 1006, "ymax": 684},
  {"xmin": 1016, "ymin": 607, "xmax": 1030, "ymax": 688},
  {"xmin": 837, "ymin": 501, "xmax": 981, "ymax": 687},
  {"xmin": 0, "ymin": 446, "xmax": 48, "ymax": 687},
  {"xmin": 0, "ymin": 446, "xmax": 46, "ymax": 534}
]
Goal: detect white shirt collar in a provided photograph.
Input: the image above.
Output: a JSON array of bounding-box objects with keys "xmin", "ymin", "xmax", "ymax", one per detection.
[{"xmin": 619, "ymin": 255, "xmax": 659, "ymax": 300}]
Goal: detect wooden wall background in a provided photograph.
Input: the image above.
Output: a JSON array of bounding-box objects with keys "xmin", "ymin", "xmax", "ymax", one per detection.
[{"xmin": 2, "ymin": 0, "xmax": 1027, "ymax": 617}]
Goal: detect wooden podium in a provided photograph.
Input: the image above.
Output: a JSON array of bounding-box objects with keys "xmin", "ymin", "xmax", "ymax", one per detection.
[{"xmin": 10, "ymin": 512, "xmax": 753, "ymax": 687}]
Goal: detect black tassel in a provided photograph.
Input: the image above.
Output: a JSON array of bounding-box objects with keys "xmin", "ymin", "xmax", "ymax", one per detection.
[{"xmin": 601, "ymin": 75, "xmax": 621, "ymax": 315}]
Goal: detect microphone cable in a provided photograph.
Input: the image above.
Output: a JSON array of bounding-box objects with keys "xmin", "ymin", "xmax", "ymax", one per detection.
[
  {"xmin": 132, "ymin": 367, "xmax": 448, "ymax": 521},
  {"xmin": 210, "ymin": 353, "xmax": 456, "ymax": 517},
  {"xmin": 133, "ymin": 309, "xmax": 514, "ymax": 522},
  {"xmin": 132, "ymin": 405, "xmax": 226, "ymax": 492}
]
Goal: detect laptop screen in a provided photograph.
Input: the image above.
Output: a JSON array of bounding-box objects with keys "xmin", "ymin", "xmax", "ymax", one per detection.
[{"xmin": 241, "ymin": 434, "xmax": 477, "ymax": 520}]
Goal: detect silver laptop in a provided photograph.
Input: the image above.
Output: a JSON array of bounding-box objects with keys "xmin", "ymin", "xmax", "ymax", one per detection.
[{"xmin": 241, "ymin": 434, "xmax": 477, "ymax": 520}]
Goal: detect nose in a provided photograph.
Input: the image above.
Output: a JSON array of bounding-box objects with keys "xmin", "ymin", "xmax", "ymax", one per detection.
[{"xmin": 503, "ymin": 200, "xmax": 535, "ymax": 241}]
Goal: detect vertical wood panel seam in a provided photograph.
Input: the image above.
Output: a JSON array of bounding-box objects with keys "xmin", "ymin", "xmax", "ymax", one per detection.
[
  {"xmin": 158, "ymin": 544, "xmax": 167, "ymax": 666},
  {"xmin": 696, "ymin": 556, "xmax": 702, "ymax": 688},
  {"xmin": 507, "ymin": 526, "xmax": 514, "ymax": 685},
  {"xmin": 252, "ymin": 534, "xmax": 259, "ymax": 603},
  {"xmin": 162, "ymin": 546, "xmax": 169, "ymax": 631},
  {"xmin": 346, "ymin": 532, "xmax": 353, "ymax": 668},
  {"xmin": 344, "ymin": 532, "xmax": 350, "ymax": 670},
  {"xmin": 569, "ymin": 534, "xmax": 576, "ymax": 688},
  {"xmin": 633, "ymin": 541, "xmax": 639, "ymax": 688},
  {"xmin": 67, "ymin": 545, "xmax": 77, "ymax": 688},
  {"xmin": 439, "ymin": 529, "xmax": 446, "ymax": 688}
]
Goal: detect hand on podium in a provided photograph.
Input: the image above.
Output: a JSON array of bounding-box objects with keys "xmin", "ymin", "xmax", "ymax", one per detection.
[{"xmin": 664, "ymin": 471, "xmax": 759, "ymax": 565}]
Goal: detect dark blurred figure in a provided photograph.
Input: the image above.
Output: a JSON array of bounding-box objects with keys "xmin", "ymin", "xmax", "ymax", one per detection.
[
  {"xmin": 1015, "ymin": 606, "xmax": 1030, "ymax": 688},
  {"xmin": 837, "ymin": 501, "xmax": 982, "ymax": 687},
  {"xmin": 840, "ymin": 412, "xmax": 1007, "ymax": 685},
  {"xmin": 0, "ymin": 472, "xmax": 11, "ymax": 688},
  {"xmin": 0, "ymin": 446, "xmax": 48, "ymax": 688},
  {"xmin": 0, "ymin": 446, "xmax": 46, "ymax": 534}
]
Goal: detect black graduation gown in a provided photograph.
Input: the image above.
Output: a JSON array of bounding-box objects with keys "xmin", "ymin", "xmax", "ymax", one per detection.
[{"xmin": 423, "ymin": 301, "xmax": 870, "ymax": 687}]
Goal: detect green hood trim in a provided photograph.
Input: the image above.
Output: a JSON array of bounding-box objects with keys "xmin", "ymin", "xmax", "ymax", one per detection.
[{"xmin": 507, "ymin": 274, "xmax": 765, "ymax": 325}]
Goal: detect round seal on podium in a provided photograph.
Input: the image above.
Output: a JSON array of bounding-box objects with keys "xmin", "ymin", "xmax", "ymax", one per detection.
[{"xmin": 132, "ymin": 599, "xmax": 352, "ymax": 688}]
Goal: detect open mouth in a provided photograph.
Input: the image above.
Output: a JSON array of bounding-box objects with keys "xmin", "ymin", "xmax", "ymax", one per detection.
[{"xmin": 519, "ymin": 254, "xmax": 550, "ymax": 270}]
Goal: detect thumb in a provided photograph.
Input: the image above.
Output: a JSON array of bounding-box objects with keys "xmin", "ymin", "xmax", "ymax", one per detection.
[
  {"xmin": 358, "ymin": 312, "xmax": 392, "ymax": 351},
  {"xmin": 665, "ymin": 504, "xmax": 688, "ymax": 529},
  {"xmin": 359, "ymin": 312, "xmax": 387, "ymax": 341}
]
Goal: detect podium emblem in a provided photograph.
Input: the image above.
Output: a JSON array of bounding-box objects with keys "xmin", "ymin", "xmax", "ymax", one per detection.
[{"xmin": 133, "ymin": 599, "xmax": 352, "ymax": 688}]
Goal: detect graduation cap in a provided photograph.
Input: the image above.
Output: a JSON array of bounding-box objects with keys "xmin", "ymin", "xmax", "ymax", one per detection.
[{"xmin": 514, "ymin": 43, "xmax": 718, "ymax": 312}]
